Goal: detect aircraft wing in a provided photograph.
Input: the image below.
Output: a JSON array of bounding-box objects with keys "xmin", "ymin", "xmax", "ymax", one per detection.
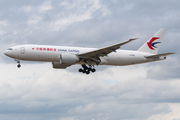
[
  {"xmin": 145, "ymin": 53, "xmax": 175, "ymax": 58},
  {"xmin": 79, "ymin": 38, "xmax": 138, "ymax": 58}
]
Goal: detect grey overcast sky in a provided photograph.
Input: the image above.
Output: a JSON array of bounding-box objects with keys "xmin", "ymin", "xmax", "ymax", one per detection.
[{"xmin": 0, "ymin": 0, "xmax": 180, "ymax": 120}]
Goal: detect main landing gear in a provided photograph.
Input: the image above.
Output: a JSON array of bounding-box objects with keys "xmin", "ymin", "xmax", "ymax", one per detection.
[{"xmin": 78, "ymin": 64, "xmax": 96, "ymax": 74}]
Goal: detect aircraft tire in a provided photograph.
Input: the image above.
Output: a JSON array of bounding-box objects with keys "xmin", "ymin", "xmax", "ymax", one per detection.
[
  {"xmin": 79, "ymin": 68, "xmax": 83, "ymax": 72},
  {"xmin": 82, "ymin": 70, "xmax": 86, "ymax": 73},
  {"xmin": 92, "ymin": 68, "xmax": 96, "ymax": 72},
  {"xmin": 17, "ymin": 64, "xmax": 21, "ymax": 68},
  {"xmin": 86, "ymin": 71, "xmax": 90, "ymax": 74},
  {"xmin": 88, "ymin": 68, "xmax": 92, "ymax": 71}
]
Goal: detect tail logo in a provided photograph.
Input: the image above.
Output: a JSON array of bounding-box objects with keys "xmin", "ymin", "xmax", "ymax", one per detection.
[{"xmin": 147, "ymin": 37, "xmax": 161, "ymax": 50}]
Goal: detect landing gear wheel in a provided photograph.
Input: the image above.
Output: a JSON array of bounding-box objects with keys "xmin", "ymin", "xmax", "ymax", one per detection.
[
  {"xmin": 85, "ymin": 69, "xmax": 90, "ymax": 74},
  {"xmin": 79, "ymin": 68, "xmax": 83, "ymax": 72},
  {"xmin": 92, "ymin": 68, "xmax": 96, "ymax": 72},
  {"xmin": 17, "ymin": 64, "xmax": 21, "ymax": 68},
  {"xmin": 88, "ymin": 68, "xmax": 92, "ymax": 71},
  {"xmin": 86, "ymin": 71, "xmax": 90, "ymax": 74},
  {"xmin": 82, "ymin": 70, "xmax": 86, "ymax": 73},
  {"xmin": 79, "ymin": 64, "xmax": 96, "ymax": 74}
]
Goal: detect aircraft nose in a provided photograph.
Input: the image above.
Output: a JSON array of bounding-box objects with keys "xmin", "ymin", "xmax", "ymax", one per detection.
[{"xmin": 4, "ymin": 50, "xmax": 13, "ymax": 57}]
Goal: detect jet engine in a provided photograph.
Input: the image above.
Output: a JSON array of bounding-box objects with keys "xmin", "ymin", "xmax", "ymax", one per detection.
[
  {"xmin": 60, "ymin": 54, "xmax": 79, "ymax": 64},
  {"xmin": 52, "ymin": 54, "xmax": 79, "ymax": 69}
]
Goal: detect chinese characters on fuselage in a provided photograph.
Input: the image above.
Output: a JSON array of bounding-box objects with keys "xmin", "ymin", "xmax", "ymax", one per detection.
[{"xmin": 32, "ymin": 47, "xmax": 79, "ymax": 53}]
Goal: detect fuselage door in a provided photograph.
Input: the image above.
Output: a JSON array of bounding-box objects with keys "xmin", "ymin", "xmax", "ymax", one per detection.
[{"xmin": 21, "ymin": 47, "xmax": 25, "ymax": 54}]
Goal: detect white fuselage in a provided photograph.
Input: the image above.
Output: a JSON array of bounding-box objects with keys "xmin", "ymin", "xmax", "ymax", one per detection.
[{"xmin": 4, "ymin": 44, "xmax": 164, "ymax": 66}]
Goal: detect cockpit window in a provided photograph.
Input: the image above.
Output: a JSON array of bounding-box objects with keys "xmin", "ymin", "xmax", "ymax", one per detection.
[{"xmin": 7, "ymin": 48, "xmax": 13, "ymax": 50}]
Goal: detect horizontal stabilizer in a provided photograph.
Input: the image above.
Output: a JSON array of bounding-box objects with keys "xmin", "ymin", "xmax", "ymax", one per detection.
[{"xmin": 145, "ymin": 53, "xmax": 175, "ymax": 58}]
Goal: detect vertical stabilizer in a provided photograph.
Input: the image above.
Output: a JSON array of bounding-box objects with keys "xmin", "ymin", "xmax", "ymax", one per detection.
[{"xmin": 138, "ymin": 28, "xmax": 166, "ymax": 54}]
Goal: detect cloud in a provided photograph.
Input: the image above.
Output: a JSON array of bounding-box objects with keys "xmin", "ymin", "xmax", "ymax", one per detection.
[
  {"xmin": 38, "ymin": 0, "xmax": 52, "ymax": 13},
  {"xmin": 1, "ymin": 63, "xmax": 180, "ymax": 119},
  {"xmin": 28, "ymin": 15, "xmax": 42, "ymax": 25},
  {"xmin": 146, "ymin": 56, "xmax": 180, "ymax": 80},
  {"xmin": 48, "ymin": 0, "xmax": 110, "ymax": 31},
  {"xmin": 147, "ymin": 103, "xmax": 180, "ymax": 120},
  {"xmin": 0, "ymin": 20, "xmax": 7, "ymax": 26}
]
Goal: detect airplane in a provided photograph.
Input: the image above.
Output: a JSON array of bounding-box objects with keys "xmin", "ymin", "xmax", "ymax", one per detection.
[{"xmin": 4, "ymin": 28, "xmax": 174, "ymax": 74}]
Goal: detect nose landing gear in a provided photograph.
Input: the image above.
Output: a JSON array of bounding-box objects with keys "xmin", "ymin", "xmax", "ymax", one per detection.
[
  {"xmin": 16, "ymin": 60, "xmax": 21, "ymax": 68},
  {"xmin": 79, "ymin": 64, "xmax": 96, "ymax": 74}
]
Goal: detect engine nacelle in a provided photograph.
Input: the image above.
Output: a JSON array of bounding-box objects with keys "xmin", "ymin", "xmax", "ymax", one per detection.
[
  {"xmin": 52, "ymin": 62, "xmax": 70, "ymax": 69},
  {"xmin": 60, "ymin": 54, "xmax": 79, "ymax": 64},
  {"xmin": 52, "ymin": 54, "xmax": 79, "ymax": 69}
]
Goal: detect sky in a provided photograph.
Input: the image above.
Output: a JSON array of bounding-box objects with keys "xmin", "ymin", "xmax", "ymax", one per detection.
[{"xmin": 0, "ymin": 0, "xmax": 180, "ymax": 120}]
